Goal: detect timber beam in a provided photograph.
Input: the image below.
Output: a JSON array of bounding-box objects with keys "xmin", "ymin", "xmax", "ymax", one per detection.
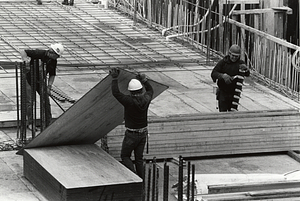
[{"xmin": 232, "ymin": 7, "xmax": 293, "ymax": 15}]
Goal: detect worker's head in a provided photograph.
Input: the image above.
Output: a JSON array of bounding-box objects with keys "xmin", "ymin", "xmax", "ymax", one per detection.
[
  {"xmin": 128, "ymin": 79, "xmax": 143, "ymax": 95},
  {"xmin": 229, "ymin": 44, "xmax": 241, "ymax": 62},
  {"xmin": 48, "ymin": 43, "xmax": 64, "ymax": 59}
]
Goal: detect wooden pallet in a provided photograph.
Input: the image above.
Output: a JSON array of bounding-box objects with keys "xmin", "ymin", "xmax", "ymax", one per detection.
[{"xmin": 105, "ymin": 109, "xmax": 300, "ymax": 161}]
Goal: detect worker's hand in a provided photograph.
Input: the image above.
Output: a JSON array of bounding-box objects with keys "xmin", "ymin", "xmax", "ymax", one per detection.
[
  {"xmin": 239, "ymin": 64, "xmax": 249, "ymax": 73},
  {"xmin": 19, "ymin": 50, "xmax": 30, "ymax": 62},
  {"xmin": 222, "ymin": 73, "xmax": 233, "ymax": 84},
  {"xmin": 136, "ymin": 73, "xmax": 147, "ymax": 83},
  {"xmin": 47, "ymin": 85, "xmax": 52, "ymax": 94},
  {"xmin": 109, "ymin": 68, "xmax": 120, "ymax": 79}
]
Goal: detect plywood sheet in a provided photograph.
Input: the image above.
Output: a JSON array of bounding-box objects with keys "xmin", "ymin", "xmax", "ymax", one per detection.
[{"xmin": 20, "ymin": 69, "xmax": 168, "ymax": 150}]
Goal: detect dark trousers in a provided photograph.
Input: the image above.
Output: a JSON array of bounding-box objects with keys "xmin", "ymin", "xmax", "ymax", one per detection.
[
  {"xmin": 26, "ymin": 80, "xmax": 52, "ymax": 126},
  {"xmin": 121, "ymin": 129, "xmax": 147, "ymax": 179},
  {"xmin": 217, "ymin": 90, "xmax": 235, "ymax": 112},
  {"xmin": 218, "ymin": 98, "xmax": 233, "ymax": 112}
]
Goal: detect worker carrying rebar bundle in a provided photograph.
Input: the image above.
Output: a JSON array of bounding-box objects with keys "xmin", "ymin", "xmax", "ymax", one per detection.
[
  {"xmin": 211, "ymin": 44, "xmax": 250, "ymax": 112},
  {"xmin": 110, "ymin": 68, "xmax": 153, "ymax": 179},
  {"xmin": 19, "ymin": 43, "xmax": 64, "ymax": 130}
]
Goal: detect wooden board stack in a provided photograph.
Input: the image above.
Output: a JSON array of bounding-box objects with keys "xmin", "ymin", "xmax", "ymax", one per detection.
[
  {"xmin": 19, "ymin": 69, "xmax": 168, "ymax": 201},
  {"xmin": 106, "ymin": 109, "xmax": 300, "ymax": 160}
]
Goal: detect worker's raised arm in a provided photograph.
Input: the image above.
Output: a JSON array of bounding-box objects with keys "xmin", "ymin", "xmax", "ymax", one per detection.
[{"xmin": 136, "ymin": 73, "xmax": 153, "ymax": 98}]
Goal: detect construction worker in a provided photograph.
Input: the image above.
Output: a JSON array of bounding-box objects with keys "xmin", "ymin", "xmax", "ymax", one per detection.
[
  {"xmin": 62, "ymin": 0, "xmax": 74, "ymax": 6},
  {"xmin": 19, "ymin": 43, "xmax": 64, "ymax": 130},
  {"xmin": 110, "ymin": 68, "xmax": 153, "ymax": 179},
  {"xmin": 211, "ymin": 44, "xmax": 250, "ymax": 112}
]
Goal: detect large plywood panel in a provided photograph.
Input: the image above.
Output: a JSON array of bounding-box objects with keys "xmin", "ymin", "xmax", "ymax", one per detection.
[
  {"xmin": 20, "ymin": 69, "xmax": 168, "ymax": 150},
  {"xmin": 24, "ymin": 144, "xmax": 142, "ymax": 201}
]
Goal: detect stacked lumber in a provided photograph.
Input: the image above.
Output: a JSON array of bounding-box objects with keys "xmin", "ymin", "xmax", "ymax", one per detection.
[{"xmin": 106, "ymin": 109, "xmax": 300, "ymax": 160}]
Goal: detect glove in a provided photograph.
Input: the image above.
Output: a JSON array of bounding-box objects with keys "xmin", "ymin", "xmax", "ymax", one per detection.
[
  {"xmin": 239, "ymin": 64, "xmax": 249, "ymax": 73},
  {"xmin": 136, "ymin": 73, "xmax": 147, "ymax": 83},
  {"xmin": 109, "ymin": 68, "xmax": 120, "ymax": 79},
  {"xmin": 20, "ymin": 49, "xmax": 30, "ymax": 62},
  {"xmin": 222, "ymin": 73, "xmax": 233, "ymax": 84}
]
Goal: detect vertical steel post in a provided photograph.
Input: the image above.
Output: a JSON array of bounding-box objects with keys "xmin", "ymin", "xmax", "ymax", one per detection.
[
  {"xmin": 146, "ymin": 161, "xmax": 152, "ymax": 201},
  {"xmin": 155, "ymin": 167, "xmax": 159, "ymax": 201},
  {"xmin": 187, "ymin": 161, "xmax": 191, "ymax": 201},
  {"xmin": 152, "ymin": 157, "xmax": 156, "ymax": 201},
  {"xmin": 44, "ymin": 67, "xmax": 51, "ymax": 127},
  {"xmin": 30, "ymin": 60, "xmax": 37, "ymax": 138},
  {"xmin": 20, "ymin": 62, "xmax": 27, "ymax": 144},
  {"xmin": 142, "ymin": 159, "xmax": 146, "ymax": 201},
  {"xmin": 15, "ymin": 62, "xmax": 20, "ymax": 139},
  {"xmin": 206, "ymin": 0, "xmax": 211, "ymax": 64},
  {"xmin": 39, "ymin": 62, "xmax": 46, "ymax": 131},
  {"xmin": 163, "ymin": 161, "xmax": 169, "ymax": 201},
  {"xmin": 178, "ymin": 155, "xmax": 183, "ymax": 201},
  {"xmin": 191, "ymin": 164, "xmax": 195, "ymax": 201}
]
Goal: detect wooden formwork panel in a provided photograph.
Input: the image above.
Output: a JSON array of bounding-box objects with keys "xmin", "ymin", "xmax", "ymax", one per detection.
[
  {"xmin": 24, "ymin": 144, "xmax": 142, "ymax": 201},
  {"xmin": 105, "ymin": 110, "xmax": 300, "ymax": 160},
  {"xmin": 18, "ymin": 69, "xmax": 168, "ymax": 151}
]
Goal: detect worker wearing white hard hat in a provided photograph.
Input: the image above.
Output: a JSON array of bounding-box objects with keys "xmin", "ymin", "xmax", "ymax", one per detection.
[
  {"xmin": 19, "ymin": 43, "xmax": 65, "ymax": 131},
  {"xmin": 110, "ymin": 68, "xmax": 154, "ymax": 179}
]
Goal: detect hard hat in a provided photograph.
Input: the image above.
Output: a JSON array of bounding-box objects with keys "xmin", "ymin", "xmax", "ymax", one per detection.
[
  {"xmin": 128, "ymin": 79, "xmax": 143, "ymax": 91},
  {"xmin": 50, "ymin": 43, "xmax": 64, "ymax": 56},
  {"xmin": 229, "ymin": 44, "xmax": 241, "ymax": 56}
]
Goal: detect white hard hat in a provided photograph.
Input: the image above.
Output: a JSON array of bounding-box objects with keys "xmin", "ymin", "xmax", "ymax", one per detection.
[
  {"xmin": 128, "ymin": 79, "xmax": 143, "ymax": 91},
  {"xmin": 50, "ymin": 43, "xmax": 64, "ymax": 56}
]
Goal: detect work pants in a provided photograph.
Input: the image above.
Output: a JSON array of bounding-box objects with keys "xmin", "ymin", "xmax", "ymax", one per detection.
[
  {"xmin": 218, "ymin": 90, "xmax": 235, "ymax": 112},
  {"xmin": 121, "ymin": 129, "xmax": 147, "ymax": 179},
  {"xmin": 26, "ymin": 80, "xmax": 52, "ymax": 127}
]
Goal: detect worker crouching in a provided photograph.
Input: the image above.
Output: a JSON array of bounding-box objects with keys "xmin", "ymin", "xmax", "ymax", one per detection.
[
  {"xmin": 110, "ymin": 68, "xmax": 154, "ymax": 179},
  {"xmin": 20, "ymin": 43, "xmax": 64, "ymax": 130}
]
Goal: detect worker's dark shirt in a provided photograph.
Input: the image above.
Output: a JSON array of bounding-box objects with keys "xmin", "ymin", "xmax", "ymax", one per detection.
[
  {"xmin": 25, "ymin": 49, "xmax": 57, "ymax": 84},
  {"xmin": 112, "ymin": 79, "xmax": 153, "ymax": 129},
  {"xmin": 211, "ymin": 55, "xmax": 249, "ymax": 94}
]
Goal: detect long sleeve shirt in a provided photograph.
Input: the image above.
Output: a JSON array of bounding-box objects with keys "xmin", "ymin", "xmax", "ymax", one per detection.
[
  {"xmin": 25, "ymin": 49, "xmax": 57, "ymax": 77},
  {"xmin": 211, "ymin": 55, "xmax": 249, "ymax": 94},
  {"xmin": 112, "ymin": 79, "xmax": 153, "ymax": 129}
]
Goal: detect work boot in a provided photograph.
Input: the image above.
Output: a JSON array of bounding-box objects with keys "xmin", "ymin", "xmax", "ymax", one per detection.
[
  {"xmin": 69, "ymin": 0, "xmax": 74, "ymax": 6},
  {"xmin": 62, "ymin": 0, "xmax": 69, "ymax": 5},
  {"xmin": 37, "ymin": 0, "xmax": 42, "ymax": 5}
]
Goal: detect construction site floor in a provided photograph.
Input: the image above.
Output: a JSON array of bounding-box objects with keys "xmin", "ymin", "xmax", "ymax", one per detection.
[
  {"xmin": 1, "ymin": 0, "xmax": 300, "ymax": 200},
  {"xmin": 1, "ymin": 131, "xmax": 300, "ymax": 201}
]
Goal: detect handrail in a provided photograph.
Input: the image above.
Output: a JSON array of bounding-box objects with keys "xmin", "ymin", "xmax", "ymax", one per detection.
[{"xmin": 112, "ymin": 0, "xmax": 300, "ymax": 101}]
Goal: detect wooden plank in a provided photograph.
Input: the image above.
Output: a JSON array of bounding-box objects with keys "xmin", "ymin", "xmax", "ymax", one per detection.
[
  {"xmin": 227, "ymin": 18, "xmax": 299, "ymax": 50},
  {"xmin": 208, "ymin": 180, "xmax": 300, "ymax": 194},
  {"xmin": 220, "ymin": 0, "xmax": 259, "ymax": 3},
  {"xmin": 103, "ymin": 110, "xmax": 300, "ymax": 160},
  {"xmin": 232, "ymin": 7, "xmax": 293, "ymax": 15},
  {"xmin": 18, "ymin": 69, "xmax": 168, "ymax": 152},
  {"xmin": 202, "ymin": 188, "xmax": 300, "ymax": 200},
  {"xmin": 24, "ymin": 144, "xmax": 142, "ymax": 201}
]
